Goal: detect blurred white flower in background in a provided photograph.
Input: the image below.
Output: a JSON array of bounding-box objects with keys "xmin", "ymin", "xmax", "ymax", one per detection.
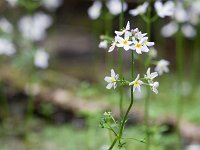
[
  {"xmin": 88, "ymin": 0, "xmax": 127, "ymax": 20},
  {"xmin": 106, "ymin": 0, "xmax": 127, "ymax": 16},
  {"xmin": 154, "ymin": 1, "xmax": 174, "ymax": 18},
  {"xmin": 174, "ymin": 2, "xmax": 188, "ymax": 23},
  {"xmin": 161, "ymin": 21, "xmax": 196, "ymax": 38},
  {"xmin": 129, "ymin": 2, "xmax": 149, "ymax": 16},
  {"xmin": 88, "ymin": 1, "xmax": 102, "ymax": 20},
  {"xmin": 155, "ymin": 59, "xmax": 170, "ymax": 75},
  {"xmin": 0, "ymin": 18, "xmax": 13, "ymax": 34},
  {"xmin": 34, "ymin": 48, "xmax": 49, "ymax": 69},
  {"xmin": 5, "ymin": 0, "xmax": 18, "ymax": 7},
  {"xmin": 99, "ymin": 40, "xmax": 108, "ymax": 49},
  {"xmin": 160, "ymin": 1, "xmax": 199, "ymax": 39},
  {"xmin": 161, "ymin": 21, "xmax": 178, "ymax": 37},
  {"xmin": 42, "ymin": 0, "xmax": 63, "ymax": 11},
  {"xmin": 0, "ymin": 38, "xmax": 16, "ymax": 56},
  {"xmin": 18, "ymin": 12, "xmax": 52, "ymax": 42},
  {"xmin": 181, "ymin": 24, "xmax": 196, "ymax": 38}
]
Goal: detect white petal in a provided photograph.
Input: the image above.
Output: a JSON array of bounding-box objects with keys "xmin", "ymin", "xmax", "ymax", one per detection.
[
  {"xmin": 140, "ymin": 37, "xmax": 148, "ymax": 45},
  {"xmin": 135, "ymin": 74, "xmax": 140, "ymax": 81},
  {"xmin": 111, "ymin": 69, "xmax": 115, "ymax": 77},
  {"xmin": 106, "ymin": 83, "xmax": 113, "ymax": 89},
  {"xmin": 136, "ymin": 47, "xmax": 142, "ymax": 54},
  {"xmin": 124, "ymin": 45, "xmax": 130, "ymax": 51},
  {"xmin": 104, "ymin": 76, "xmax": 112, "ymax": 82},
  {"xmin": 147, "ymin": 42, "xmax": 154, "ymax": 46},
  {"xmin": 126, "ymin": 21, "xmax": 130, "ymax": 30}
]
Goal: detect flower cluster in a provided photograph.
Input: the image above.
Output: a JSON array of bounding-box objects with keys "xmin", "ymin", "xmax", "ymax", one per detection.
[
  {"xmin": 108, "ymin": 21, "xmax": 154, "ymax": 54},
  {"xmin": 104, "ymin": 21, "xmax": 170, "ymax": 95},
  {"xmin": 105, "ymin": 67, "xmax": 159, "ymax": 94}
]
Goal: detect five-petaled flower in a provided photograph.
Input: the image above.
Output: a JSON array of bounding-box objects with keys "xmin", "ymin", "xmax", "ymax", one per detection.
[
  {"xmin": 144, "ymin": 67, "xmax": 158, "ymax": 81},
  {"xmin": 104, "ymin": 69, "xmax": 119, "ymax": 89},
  {"xmin": 129, "ymin": 74, "xmax": 143, "ymax": 92},
  {"xmin": 116, "ymin": 32, "xmax": 132, "ymax": 51}
]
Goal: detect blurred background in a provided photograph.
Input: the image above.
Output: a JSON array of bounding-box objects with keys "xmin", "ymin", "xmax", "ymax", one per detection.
[{"xmin": 0, "ymin": 0, "xmax": 199, "ymax": 150}]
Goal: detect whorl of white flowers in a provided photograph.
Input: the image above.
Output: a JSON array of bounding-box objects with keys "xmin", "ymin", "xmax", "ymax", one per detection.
[
  {"xmin": 108, "ymin": 21, "xmax": 154, "ymax": 54},
  {"xmin": 103, "ymin": 21, "xmax": 170, "ymax": 95},
  {"xmin": 105, "ymin": 68, "xmax": 160, "ymax": 94}
]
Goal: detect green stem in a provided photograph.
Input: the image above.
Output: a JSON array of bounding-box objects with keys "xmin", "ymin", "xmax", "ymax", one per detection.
[
  {"xmin": 108, "ymin": 51, "xmax": 134, "ymax": 150},
  {"xmin": 119, "ymin": 51, "xmax": 134, "ymax": 140},
  {"xmin": 109, "ymin": 137, "xmax": 118, "ymax": 150},
  {"xmin": 145, "ymin": 90, "xmax": 150, "ymax": 150},
  {"xmin": 118, "ymin": 0, "xmax": 124, "ymax": 119},
  {"xmin": 191, "ymin": 24, "xmax": 200, "ymax": 94},
  {"xmin": 175, "ymin": 25, "xmax": 184, "ymax": 150},
  {"xmin": 144, "ymin": 1, "xmax": 152, "ymax": 150}
]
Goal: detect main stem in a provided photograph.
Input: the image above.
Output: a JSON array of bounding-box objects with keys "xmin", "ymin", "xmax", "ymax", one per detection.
[
  {"xmin": 119, "ymin": 0, "xmax": 124, "ymax": 118},
  {"xmin": 108, "ymin": 51, "xmax": 134, "ymax": 150},
  {"xmin": 175, "ymin": 25, "xmax": 184, "ymax": 150},
  {"xmin": 144, "ymin": 2, "xmax": 151, "ymax": 150}
]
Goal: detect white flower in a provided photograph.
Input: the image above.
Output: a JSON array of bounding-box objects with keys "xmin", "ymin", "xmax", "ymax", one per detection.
[
  {"xmin": 18, "ymin": 12, "xmax": 52, "ymax": 41},
  {"xmin": 0, "ymin": 18, "xmax": 13, "ymax": 33},
  {"xmin": 145, "ymin": 68, "xmax": 158, "ymax": 81},
  {"xmin": 129, "ymin": 74, "xmax": 143, "ymax": 92},
  {"xmin": 134, "ymin": 31, "xmax": 147, "ymax": 40},
  {"xmin": 174, "ymin": 2, "xmax": 188, "ymax": 23},
  {"xmin": 154, "ymin": 1, "xmax": 174, "ymax": 18},
  {"xmin": 116, "ymin": 32, "xmax": 132, "ymax": 51},
  {"xmin": 0, "ymin": 38, "xmax": 16, "ymax": 56},
  {"xmin": 6, "ymin": 0, "xmax": 18, "ymax": 7},
  {"xmin": 131, "ymin": 37, "xmax": 149, "ymax": 54},
  {"xmin": 129, "ymin": 2, "xmax": 149, "ymax": 16},
  {"xmin": 34, "ymin": 48, "xmax": 49, "ymax": 69},
  {"xmin": 99, "ymin": 40, "xmax": 108, "ymax": 49},
  {"xmin": 104, "ymin": 69, "xmax": 119, "ymax": 89},
  {"xmin": 181, "ymin": 24, "xmax": 196, "ymax": 38},
  {"xmin": 106, "ymin": 0, "xmax": 127, "ymax": 15},
  {"xmin": 115, "ymin": 21, "xmax": 130, "ymax": 36},
  {"xmin": 149, "ymin": 81, "xmax": 159, "ymax": 94},
  {"xmin": 42, "ymin": 0, "xmax": 63, "ymax": 11},
  {"xmin": 87, "ymin": 1, "xmax": 102, "ymax": 20},
  {"xmin": 161, "ymin": 21, "xmax": 178, "ymax": 37},
  {"xmin": 155, "ymin": 59, "xmax": 170, "ymax": 75}
]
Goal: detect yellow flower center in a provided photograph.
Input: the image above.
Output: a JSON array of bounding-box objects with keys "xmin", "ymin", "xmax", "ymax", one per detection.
[
  {"xmin": 136, "ymin": 43, "xmax": 141, "ymax": 49},
  {"xmin": 134, "ymin": 81, "xmax": 140, "ymax": 86},
  {"xmin": 123, "ymin": 40, "xmax": 128, "ymax": 45},
  {"xmin": 111, "ymin": 77, "xmax": 116, "ymax": 83}
]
